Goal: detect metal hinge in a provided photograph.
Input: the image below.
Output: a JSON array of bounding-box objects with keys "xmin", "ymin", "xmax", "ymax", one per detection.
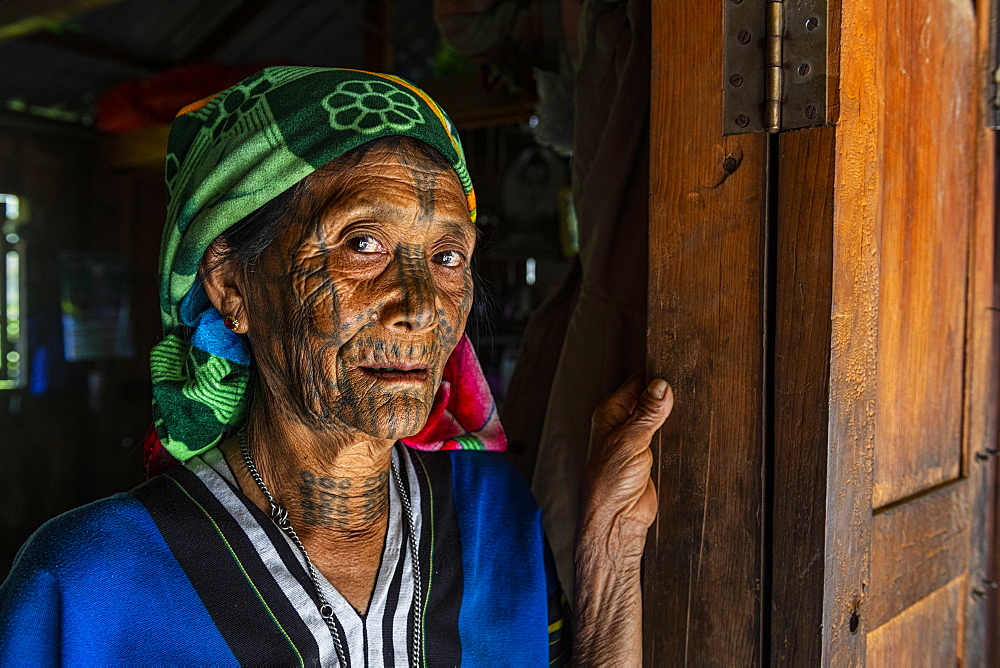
[{"xmin": 725, "ymin": 0, "xmax": 829, "ymax": 135}]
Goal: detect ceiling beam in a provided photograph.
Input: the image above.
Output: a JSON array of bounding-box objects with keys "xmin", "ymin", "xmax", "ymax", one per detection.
[
  {"xmin": 28, "ymin": 31, "xmax": 170, "ymax": 71},
  {"xmin": 0, "ymin": 0, "xmax": 126, "ymax": 42}
]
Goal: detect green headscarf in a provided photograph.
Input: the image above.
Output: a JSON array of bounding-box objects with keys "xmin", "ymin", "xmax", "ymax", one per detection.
[{"xmin": 151, "ymin": 66, "xmax": 477, "ymax": 462}]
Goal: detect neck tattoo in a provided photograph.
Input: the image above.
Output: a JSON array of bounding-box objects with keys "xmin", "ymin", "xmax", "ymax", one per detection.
[{"xmin": 238, "ymin": 430, "xmax": 423, "ymax": 668}]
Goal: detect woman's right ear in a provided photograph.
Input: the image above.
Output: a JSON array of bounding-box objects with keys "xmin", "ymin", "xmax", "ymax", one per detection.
[{"xmin": 200, "ymin": 240, "xmax": 250, "ymax": 334}]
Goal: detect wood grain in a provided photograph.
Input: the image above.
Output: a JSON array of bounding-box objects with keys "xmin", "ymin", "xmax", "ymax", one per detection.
[
  {"xmin": 973, "ymin": 129, "xmax": 1000, "ymax": 668},
  {"xmin": 644, "ymin": 3, "xmax": 765, "ymax": 665},
  {"xmin": 965, "ymin": 1, "xmax": 1000, "ymax": 663},
  {"xmin": 866, "ymin": 575, "xmax": 965, "ymax": 668},
  {"xmin": 770, "ymin": 124, "xmax": 836, "ymax": 667},
  {"xmin": 869, "ymin": 482, "xmax": 970, "ymax": 629},
  {"xmin": 641, "ymin": 0, "xmax": 993, "ymax": 662},
  {"xmin": 871, "ymin": 0, "xmax": 976, "ymax": 509},
  {"xmin": 821, "ymin": 0, "xmax": 881, "ymax": 659}
]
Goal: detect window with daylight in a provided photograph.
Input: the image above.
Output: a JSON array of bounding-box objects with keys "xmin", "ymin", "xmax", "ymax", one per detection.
[{"xmin": 0, "ymin": 194, "xmax": 24, "ymax": 390}]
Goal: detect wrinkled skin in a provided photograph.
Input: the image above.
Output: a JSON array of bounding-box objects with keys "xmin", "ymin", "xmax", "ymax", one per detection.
[
  {"xmin": 235, "ymin": 149, "xmax": 474, "ymax": 440},
  {"xmin": 201, "ymin": 142, "xmax": 673, "ymax": 662},
  {"xmin": 575, "ymin": 374, "xmax": 673, "ymax": 666}
]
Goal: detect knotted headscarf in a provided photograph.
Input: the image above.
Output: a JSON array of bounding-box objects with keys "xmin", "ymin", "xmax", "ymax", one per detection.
[{"xmin": 151, "ymin": 66, "xmax": 504, "ymax": 462}]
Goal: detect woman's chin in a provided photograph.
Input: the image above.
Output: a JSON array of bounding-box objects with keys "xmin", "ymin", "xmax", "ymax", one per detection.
[
  {"xmin": 358, "ymin": 421, "xmax": 426, "ymax": 441},
  {"xmin": 351, "ymin": 402, "xmax": 433, "ymax": 441}
]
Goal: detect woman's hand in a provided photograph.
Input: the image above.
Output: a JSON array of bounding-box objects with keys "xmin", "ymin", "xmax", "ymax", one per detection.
[
  {"xmin": 581, "ymin": 374, "xmax": 673, "ymax": 559},
  {"xmin": 574, "ymin": 374, "xmax": 674, "ymax": 667}
]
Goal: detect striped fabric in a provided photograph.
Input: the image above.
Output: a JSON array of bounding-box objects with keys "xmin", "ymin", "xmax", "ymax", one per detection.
[
  {"xmin": 147, "ymin": 446, "xmax": 422, "ymax": 666},
  {"xmin": 0, "ymin": 447, "xmax": 571, "ymax": 666}
]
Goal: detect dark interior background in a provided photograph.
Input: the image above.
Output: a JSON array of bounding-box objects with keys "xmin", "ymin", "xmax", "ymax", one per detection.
[{"xmin": 0, "ymin": 0, "xmax": 574, "ymax": 576}]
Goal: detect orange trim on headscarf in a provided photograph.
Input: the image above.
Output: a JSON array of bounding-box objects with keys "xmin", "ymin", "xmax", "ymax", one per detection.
[
  {"xmin": 466, "ymin": 192, "xmax": 477, "ymax": 219},
  {"xmin": 176, "ymin": 93, "xmax": 219, "ymax": 118}
]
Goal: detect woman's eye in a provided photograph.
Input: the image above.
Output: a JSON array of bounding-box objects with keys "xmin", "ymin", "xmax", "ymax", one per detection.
[
  {"xmin": 432, "ymin": 250, "xmax": 464, "ymax": 267},
  {"xmin": 346, "ymin": 235, "xmax": 385, "ymax": 253}
]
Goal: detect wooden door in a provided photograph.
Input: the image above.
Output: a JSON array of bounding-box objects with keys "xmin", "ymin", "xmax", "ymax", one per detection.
[
  {"xmin": 645, "ymin": 0, "xmax": 999, "ymax": 664},
  {"xmin": 829, "ymin": 1, "xmax": 993, "ymax": 664}
]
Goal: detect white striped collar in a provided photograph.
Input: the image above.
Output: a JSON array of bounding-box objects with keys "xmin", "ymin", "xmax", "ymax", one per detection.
[{"xmin": 189, "ymin": 443, "xmax": 422, "ymax": 667}]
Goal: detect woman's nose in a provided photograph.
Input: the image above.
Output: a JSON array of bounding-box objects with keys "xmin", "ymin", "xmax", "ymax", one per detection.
[{"xmin": 378, "ymin": 245, "xmax": 439, "ymax": 333}]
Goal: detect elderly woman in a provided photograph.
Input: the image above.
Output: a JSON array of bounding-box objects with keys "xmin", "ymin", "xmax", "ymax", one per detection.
[{"xmin": 0, "ymin": 67, "xmax": 672, "ymax": 666}]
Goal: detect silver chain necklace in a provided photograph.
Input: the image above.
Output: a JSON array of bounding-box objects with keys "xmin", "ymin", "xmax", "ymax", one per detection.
[{"xmin": 238, "ymin": 430, "xmax": 423, "ymax": 668}]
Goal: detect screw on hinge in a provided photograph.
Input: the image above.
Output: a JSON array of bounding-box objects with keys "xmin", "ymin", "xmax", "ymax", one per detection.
[{"xmin": 993, "ymin": 69, "xmax": 1000, "ymax": 109}]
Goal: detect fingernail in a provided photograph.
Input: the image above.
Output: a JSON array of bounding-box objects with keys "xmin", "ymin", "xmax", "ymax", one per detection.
[{"xmin": 648, "ymin": 378, "xmax": 668, "ymax": 399}]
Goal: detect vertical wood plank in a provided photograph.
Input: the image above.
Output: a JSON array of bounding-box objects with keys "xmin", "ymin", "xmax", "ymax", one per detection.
[
  {"xmin": 644, "ymin": 4, "xmax": 765, "ymax": 665},
  {"xmin": 965, "ymin": 1, "xmax": 1000, "ymax": 663},
  {"xmin": 770, "ymin": 124, "xmax": 836, "ymax": 666},
  {"xmin": 871, "ymin": 0, "xmax": 975, "ymax": 509},
  {"xmin": 822, "ymin": 0, "xmax": 881, "ymax": 660}
]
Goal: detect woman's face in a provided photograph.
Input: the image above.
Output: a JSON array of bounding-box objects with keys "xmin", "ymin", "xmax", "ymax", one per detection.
[{"xmin": 242, "ymin": 145, "xmax": 475, "ymax": 439}]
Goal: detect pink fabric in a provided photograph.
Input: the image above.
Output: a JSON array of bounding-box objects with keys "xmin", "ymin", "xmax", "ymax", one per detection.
[
  {"xmin": 401, "ymin": 334, "xmax": 507, "ymax": 452},
  {"xmin": 143, "ymin": 424, "xmax": 174, "ymax": 478},
  {"xmin": 144, "ymin": 334, "xmax": 505, "ymax": 477}
]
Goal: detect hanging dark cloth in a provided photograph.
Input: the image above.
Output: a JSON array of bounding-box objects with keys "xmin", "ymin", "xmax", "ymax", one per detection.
[{"xmin": 502, "ymin": 0, "xmax": 650, "ymax": 599}]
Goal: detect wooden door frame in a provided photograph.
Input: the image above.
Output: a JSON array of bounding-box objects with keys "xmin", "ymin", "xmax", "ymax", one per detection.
[
  {"xmin": 644, "ymin": 3, "xmax": 767, "ymax": 664},
  {"xmin": 770, "ymin": 0, "xmax": 872, "ymax": 661},
  {"xmin": 968, "ymin": 3, "xmax": 1000, "ymax": 663}
]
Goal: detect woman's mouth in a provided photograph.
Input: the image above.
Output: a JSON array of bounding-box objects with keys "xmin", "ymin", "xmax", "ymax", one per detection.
[{"xmin": 356, "ymin": 366, "xmax": 429, "ymax": 383}]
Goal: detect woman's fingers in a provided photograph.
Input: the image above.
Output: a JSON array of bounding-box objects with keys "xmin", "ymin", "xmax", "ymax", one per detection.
[
  {"xmin": 592, "ymin": 374, "xmax": 673, "ymax": 435},
  {"xmin": 617, "ymin": 379, "xmax": 674, "ymax": 450},
  {"xmin": 591, "ymin": 373, "xmax": 646, "ymax": 431},
  {"xmin": 589, "ymin": 375, "xmax": 673, "ymax": 471}
]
